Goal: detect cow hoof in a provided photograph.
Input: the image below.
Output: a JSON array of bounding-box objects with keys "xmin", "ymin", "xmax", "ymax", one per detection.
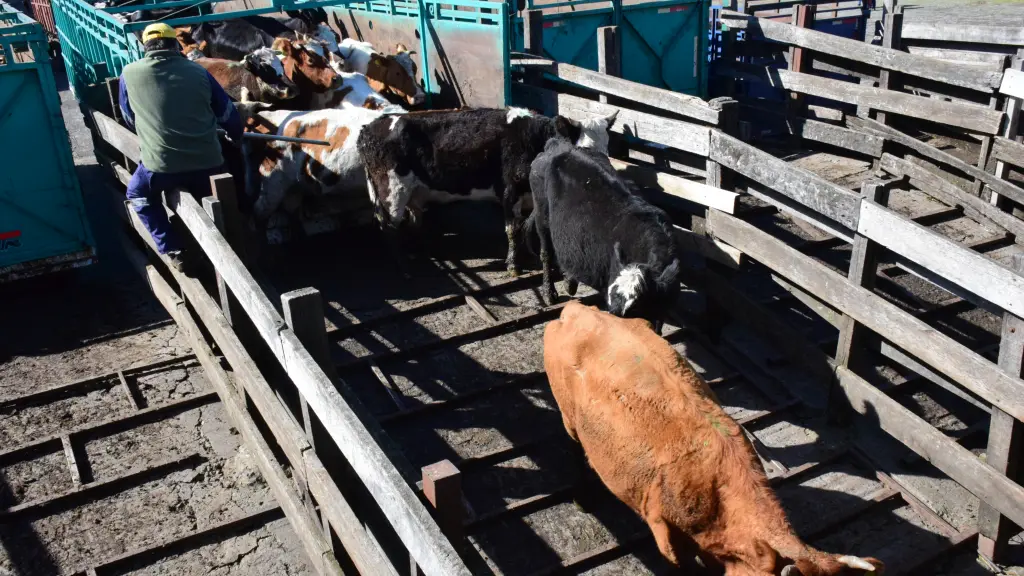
[{"xmin": 507, "ymin": 268, "xmax": 521, "ymax": 278}]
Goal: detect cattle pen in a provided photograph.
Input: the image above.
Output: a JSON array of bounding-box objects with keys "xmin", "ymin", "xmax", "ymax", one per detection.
[{"xmin": 25, "ymin": 0, "xmax": 1024, "ymax": 575}]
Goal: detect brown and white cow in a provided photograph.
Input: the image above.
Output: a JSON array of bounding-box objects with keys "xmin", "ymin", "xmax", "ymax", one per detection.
[
  {"xmin": 269, "ymin": 37, "xmax": 342, "ymax": 109},
  {"xmin": 247, "ymin": 107, "xmax": 391, "ymax": 220},
  {"xmin": 337, "ymin": 39, "xmax": 425, "ymax": 107},
  {"xmin": 543, "ymin": 302, "xmax": 886, "ymax": 576},
  {"xmin": 181, "ymin": 38, "xmax": 300, "ymax": 105},
  {"xmin": 310, "ymin": 70, "xmax": 396, "ymax": 111}
]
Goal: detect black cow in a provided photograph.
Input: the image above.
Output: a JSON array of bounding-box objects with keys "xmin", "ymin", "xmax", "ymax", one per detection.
[
  {"xmin": 191, "ymin": 19, "xmax": 276, "ymax": 61},
  {"xmin": 356, "ymin": 107, "xmax": 618, "ymax": 275},
  {"xmin": 526, "ymin": 138, "xmax": 680, "ymax": 327},
  {"xmin": 191, "ymin": 12, "xmax": 331, "ymax": 62}
]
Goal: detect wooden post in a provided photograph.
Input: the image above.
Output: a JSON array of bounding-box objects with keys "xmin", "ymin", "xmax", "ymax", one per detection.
[
  {"xmin": 990, "ymin": 59, "xmax": 1024, "ymax": 210},
  {"xmin": 978, "ymin": 253, "xmax": 1024, "ymax": 563},
  {"xmin": 875, "ymin": 7, "xmax": 903, "ymax": 126},
  {"xmin": 596, "ymin": 26, "xmax": 620, "ymax": 104},
  {"xmin": 524, "ymin": 9, "xmax": 544, "ymax": 57},
  {"xmin": 202, "ymin": 197, "xmax": 233, "ymax": 328},
  {"xmin": 787, "ymin": 3, "xmax": 815, "ymax": 147},
  {"xmin": 523, "ymin": 9, "xmax": 545, "ymax": 91},
  {"xmin": 210, "ymin": 174, "xmax": 248, "ymax": 265},
  {"xmin": 422, "ymin": 460, "xmax": 464, "ymax": 548},
  {"xmin": 281, "ymin": 287, "xmax": 338, "ymax": 554},
  {"xmin": 828, "ymin": 179, "xmax": 897, "ymax": 422}
]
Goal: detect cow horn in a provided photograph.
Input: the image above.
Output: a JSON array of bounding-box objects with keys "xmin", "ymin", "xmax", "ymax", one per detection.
[
  {"xmin": 395, "ymin": 43, "xmax": 408, "ymax": 53},
  {"xmin": 604, "ymin": 109, "xmax": 619, "ymax": 124},
  {"xmin": 780, "ymin": 565, "xmax": 800, "ymax": 576},
  {"xmin": 837, "ymin": 557, "xmax": 876, "ymax": 572}
]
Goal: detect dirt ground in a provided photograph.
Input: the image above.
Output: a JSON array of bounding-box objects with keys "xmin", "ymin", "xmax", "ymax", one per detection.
[{"xmin": 0, "ymin": 69, "xmax": 311, "ymax": 576}]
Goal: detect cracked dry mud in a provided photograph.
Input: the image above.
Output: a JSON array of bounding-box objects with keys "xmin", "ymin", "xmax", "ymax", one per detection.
[{"xmin": 0, "ymin": 77, "xmax": 311, "ymax": 576}]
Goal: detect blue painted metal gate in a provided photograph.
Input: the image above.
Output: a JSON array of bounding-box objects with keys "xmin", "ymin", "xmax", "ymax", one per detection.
[
  {"xmin": 0, "ymin": 2, "xmax": 94, "ymax": 281},
  {"xmin": 511, "ymin": 0, "xmax": 709, "ymax": 97}
]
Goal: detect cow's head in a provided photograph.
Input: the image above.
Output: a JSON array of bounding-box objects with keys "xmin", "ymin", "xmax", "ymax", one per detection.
[
  {"xmin": 272, "ymin": 37, "xmax": 343, "ymax": 94},
  {"xmin": 364, "ymin": 44, "xmax": 426, "ymax": 107},
  {"xmin": 243, "ymin": 47, "xmax": 300, "ymax": 102},
  {"xmin": 778, "ymin": 556, "xmax": 885, "ymax": 576},
  {"xmin": 175, "ymin": 28, "xmax": 206, "ymax": 60},
  {"xmin": 576, "ymin": 110, "xmax": 618, "ymax": 154},
  {"xmin": 606, "ymin": 241, "xmax": 680, "ymax": 323}
]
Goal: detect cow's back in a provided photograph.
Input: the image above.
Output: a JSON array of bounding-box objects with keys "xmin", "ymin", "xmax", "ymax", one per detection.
[{"xmin": 543, "ymin": 302, "xmax": 735, "ymax": 518}]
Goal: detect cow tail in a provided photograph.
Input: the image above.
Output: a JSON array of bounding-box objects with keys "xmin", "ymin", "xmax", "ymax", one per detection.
[{"xmin": 522, "ymin": 209, "xmax": 540, "ymax": 258}]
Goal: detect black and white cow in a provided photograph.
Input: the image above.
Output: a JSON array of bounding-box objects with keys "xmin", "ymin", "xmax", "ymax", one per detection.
[
  {"xmin": 527, "ymin": 138, "xmax": 680, "ymax": 327},
  {"xmin": 356, "ymin": 107, "xmax": 618, "ymax": 274}
]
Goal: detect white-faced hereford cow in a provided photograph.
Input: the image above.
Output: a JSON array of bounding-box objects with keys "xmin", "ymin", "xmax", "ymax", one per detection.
[
  {"xmin": 527, "ymin": 138, "xmax": 680, "ymax": 327},
  {"xmin": 356, "ymin": 107, "xmax": 618, "ymax": 274},
  {"xmin": 249, "ymin": 108, "xmax": 393, "ymax": 219},
  {"xmin": 544, "ymin": 302, "xmax": 886, "ymax": 576},
  {"xmin": 338, "ymin": 39, "xmax": 425, "ymax": 107}
]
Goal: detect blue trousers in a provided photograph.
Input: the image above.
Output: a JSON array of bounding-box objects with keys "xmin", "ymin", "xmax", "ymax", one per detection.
[{"xmin": 126, "ymin": 162, "xmax": 227, "ymax": 254}]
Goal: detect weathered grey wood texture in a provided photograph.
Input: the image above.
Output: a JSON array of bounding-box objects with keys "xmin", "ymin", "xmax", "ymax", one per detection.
[
  {"xmin": 849, "ymin": 116, "xmax": 1024, "ymax": 207},
  {"xmin": 121, "ymin": 197, "xmax": 400, "ymax": 576},
  {"xmin": 977, "ymin": 254, "xmax": 1024, "ymax": 562},
  {"xmin": 513, "ymin": 85, "xmax": 711, "ymax": 155},
  {"xmin": 857, "ymin": 200, "xmax": 1024, "ymax": 319},
  {"xmin": 719, "ymin": 10, "xmax": 1002, "ymax": 92},
  {"xmin": 709, "ymin": 131, "xmax": 861, "ymax": 229},
  {"xmin": 707, "ymin": 210, "xmax": 1024, "ymax": 424},
  {"xmin": 116, "ymin": 224, "xmax": 344, "ymax": 576},
  {"xmin": 706, "ymin": 211, "xmax": 1024, "ymax": 532},
  {"xmin": 165, "ymin": 192, "xmax": 471, "ymax": 576}
]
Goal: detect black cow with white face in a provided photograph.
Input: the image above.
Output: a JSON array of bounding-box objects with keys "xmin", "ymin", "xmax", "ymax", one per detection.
[
  {"xmin": 356, "ymin": 107, "xmax": 618, "ymax": 275},
  {"xmin": 526, "ymin": 138, "xmax": 680, "ymax": 329}
]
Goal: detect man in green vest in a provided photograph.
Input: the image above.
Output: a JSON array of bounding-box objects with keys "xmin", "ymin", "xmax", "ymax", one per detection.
[{"xmin": 119, "ymin": 22, "xmax": 242, "ymax": 274}]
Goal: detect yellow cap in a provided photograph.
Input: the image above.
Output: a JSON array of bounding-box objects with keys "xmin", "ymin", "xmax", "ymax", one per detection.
[{"xmin": 142, "ymin": 23, "xmax": 176, "ymax": 42}]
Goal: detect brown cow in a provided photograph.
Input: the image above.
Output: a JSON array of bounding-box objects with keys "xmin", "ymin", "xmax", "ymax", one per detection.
[
  {"xmin": 271, "ymin": 37, "xmax": 342, "ymax": 109},
  {"xmin": 543, "ymin": 302, "xmax": 885, "ymax": 576}
]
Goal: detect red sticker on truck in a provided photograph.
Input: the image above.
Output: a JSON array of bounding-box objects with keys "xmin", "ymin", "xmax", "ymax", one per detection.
[{"xmin": 0, "ymin": 230, "xmax": 21, "ymax": 251}]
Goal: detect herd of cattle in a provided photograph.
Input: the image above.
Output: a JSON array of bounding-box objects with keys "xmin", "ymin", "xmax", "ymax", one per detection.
[{"xmin": 113, "ymin": 9, "xmax": 886, "ymax": 573}]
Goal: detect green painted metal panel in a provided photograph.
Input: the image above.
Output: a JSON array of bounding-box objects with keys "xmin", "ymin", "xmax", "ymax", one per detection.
[
  {"xmin": 511, "ymin": 0, "xmax": 708, "ymax": 97},
  {"xmin": 0, "ymin": 2, "xmax": 94, "ymax": 280}
]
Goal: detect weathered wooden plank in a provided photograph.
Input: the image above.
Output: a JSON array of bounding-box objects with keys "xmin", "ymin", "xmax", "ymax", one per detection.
[
  {"xmin": 164, "ymin": 193, "xmax": 471, "ymax": 576},
  {"xmin": 126, "ymin": 240, "xmax": 342, "ymax": 576},
  {"xmin": 89, "ymin": 109, "xmax": 141, "ymax": 164},
  {"xmin": 977, "ymin": 254, "xmax": 1024, "ymax": 563},
  {"xmin": 849, "ymin": 116, "xmax": 1024, "ymax": 207},
  {"xmin": 859, "ymin": 200, "xmax": 1024, "ymax": 318},
  {"xmin": 877, "ymin": 154, "xmax": 1024, "ymax": 239},
  {"xmin": 545, "ymin": 61, "xmax": 719, "ymax": 125},
  {"xmin": 707, "ymin": 210, "xmax": 1024, "ymax": 424},
  {"xmin": 905, "ymin": 46, "xmax": 1008, "ymax": 72},
  {"xmin": 119, "ymin": 208, "xmax": 399, "ymax": 576},
  {"xmin": 516, "ymin": 85, "xmax": 711, "ymax": 156},
  {"xmin": 609, "ymin": 158, "xmax": 738, "ymax": 213},
  {"xmin": 902, "ymin": 21, "xmax": 1024, "ymax": 47},
  {"xmin": 167, "ymin": 191, "xmax": 286, "ymax": 359},
  {"xmin": 992, "ymin": 136, "xmax": 1024, "ymax": 169},
  {"xmin": 279, "ymin": 327, "xmax": 469, "ymax": 576},
  {"xmin": 766, "ymin": 68, "xmax": 1004, "ymax": 134},
  {"xmin": 709, "ymin": 130, "xmax": 861, "ymax": 229},
  {"xmin": 595, "ymin": 26, "xmax": 619, "ymax": 105},
  {"xmin": 833, "ymin": 362, "xmax": 1024, "ymax": 537},
  {"xmin": 674, "ymin": 225, "xmax": 743, "ymax": 269},
  {"xmin": 719, "ymin": 10, "xmax": 1002, "ymax": 92},
  {"xmin": 799, "ymin": 118, "xmax": 884, "ymax": 157},
  {"xmin": 745, "ymin": 185, "xmax": 854, "ymax": 242},
  {"xmin": 1000, "ymin": 68, "xmax": 1024, "ymax": 100}
]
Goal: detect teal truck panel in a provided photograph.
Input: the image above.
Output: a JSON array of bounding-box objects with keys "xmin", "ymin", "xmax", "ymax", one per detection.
[
  {"xmin": 512, "ymin": 0, "xmax": 709, "ymax": 97},
  {"xmin": 0, "ymin": 2, "xmax": 94, "ymax": 281}
]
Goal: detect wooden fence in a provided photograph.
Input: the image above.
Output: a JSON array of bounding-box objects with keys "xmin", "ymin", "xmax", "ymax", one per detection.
[
  {"xmin": 514, "ymin": 5, "xmax": 1024, "ymax": 566},
  {"xmin": 80, "ymin": 6, "xmax": 1024, "ymax": 569},
  {"xmin": 81, "ymin": 90, "xmax": 473, "ymax": 575}
]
